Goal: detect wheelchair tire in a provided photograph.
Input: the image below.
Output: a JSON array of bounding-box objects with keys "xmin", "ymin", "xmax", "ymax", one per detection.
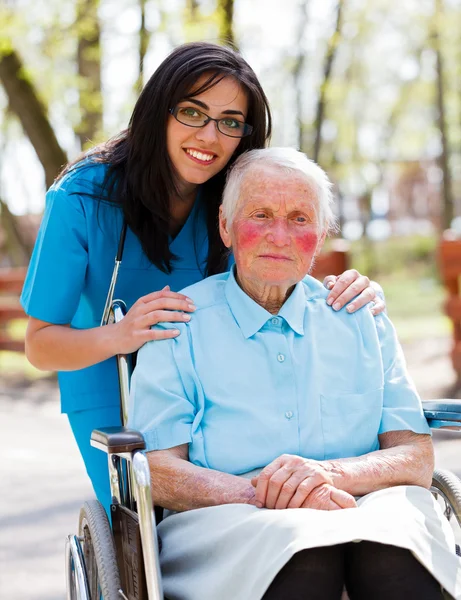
[
  {"xmin": 431, "ymin": 468, "xmax": 461, "ymax": 527},
  {"xmin": 78, "ymin": 500, "xmax": 122, "ymax": 600}
]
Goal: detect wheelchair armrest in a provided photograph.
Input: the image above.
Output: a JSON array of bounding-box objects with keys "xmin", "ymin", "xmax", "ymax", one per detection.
[
  {"xmin": 423, "ymin": 400, "xmax": 461, "ymax": 429},
  {"xmin": 91, "ymin": 426, "xmax": 146, "ymax": 454}
]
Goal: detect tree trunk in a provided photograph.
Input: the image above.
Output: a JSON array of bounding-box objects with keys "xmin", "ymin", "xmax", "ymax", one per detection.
[
  {"xmin": 313, "ymin": 0, "xmax": 345, "ymax": 163},
  {"xmin": 293, "ymin": 0, "xmax": 309, "ymax": 151},
  {"xmin": 0, "ymin": 49, "xmax": 67, "ymax": 188},
  {"xmin": 135, "ymin": 0, "xmax": 150, "ymax": 93},
  {"xmin": 0, "ymin": 197, "xmax": 32, "ymax": 265},
  {"xmin": 76, "ymin": 0, "xmax": 103, "ymax": 149},
  {"xmin": 218, "ymin": 0, "xmax": 235, "ymax": 47},
  {"xmin": 433, "ymin": 0, "xmax": 453, "ymax": 230}
]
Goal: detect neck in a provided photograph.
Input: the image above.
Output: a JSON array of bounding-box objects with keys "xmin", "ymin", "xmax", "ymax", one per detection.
[
  {"xmin": 235, "ymin": 272, "xmax": 294, "ymax": 314},
  {"xmin": 169, "ymin": 187, "xmax": 198, "ymax": 236}
]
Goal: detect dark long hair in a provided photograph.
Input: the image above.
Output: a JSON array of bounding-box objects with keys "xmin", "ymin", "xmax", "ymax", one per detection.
[{"xmin": 59, "ymin": 42, "xmax": 272, "ymax": 275}]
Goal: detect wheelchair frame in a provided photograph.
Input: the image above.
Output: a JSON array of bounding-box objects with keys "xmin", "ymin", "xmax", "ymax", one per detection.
[{"xmin": 65, "ymin": 299, "xmax": 461, "ymax": 600}]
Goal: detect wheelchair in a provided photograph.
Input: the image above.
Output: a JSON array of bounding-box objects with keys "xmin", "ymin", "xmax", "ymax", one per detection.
[{"xmin": 65, "ymin": 298, "xmax": 461, "ymax": 600}]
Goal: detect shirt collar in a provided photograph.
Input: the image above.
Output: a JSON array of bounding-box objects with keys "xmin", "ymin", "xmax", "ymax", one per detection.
[{"xmin": 224, "ymin": 267, "xmax": 306, "ymax": 338}]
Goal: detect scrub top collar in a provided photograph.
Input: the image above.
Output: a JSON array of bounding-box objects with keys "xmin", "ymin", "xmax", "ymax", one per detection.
[{"xmin": 224, "ymin": 266, "xmax": 306, "ymax": 339}]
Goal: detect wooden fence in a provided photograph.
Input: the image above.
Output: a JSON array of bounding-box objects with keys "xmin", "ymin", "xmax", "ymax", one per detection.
[{"xmin": 0, "ymin": 242, "xmax": 349, "ymax": 353}]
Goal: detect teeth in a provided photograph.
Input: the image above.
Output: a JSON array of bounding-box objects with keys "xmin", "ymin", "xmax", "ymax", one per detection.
[{"xmin": 186, "ymin": 149, "xmax": 214, "ymax": 162}]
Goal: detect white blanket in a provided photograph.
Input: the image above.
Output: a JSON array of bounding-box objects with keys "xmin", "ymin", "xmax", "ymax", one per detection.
[{"xmin": 158, "ymin": 486, "xmax": 461, "ymax": 600}]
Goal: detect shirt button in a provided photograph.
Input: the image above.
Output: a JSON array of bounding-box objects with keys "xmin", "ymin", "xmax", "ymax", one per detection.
[
  {"xmin": 271, "ymin": 318, "xmax": 279, "ymax": 325},
  {"xmin": 285, "ymin": 411, "xmax": 294, "ymax": 419},
  {"xmin": 277, "ymin": 353, "xmax": 285, "ymax": 362}
]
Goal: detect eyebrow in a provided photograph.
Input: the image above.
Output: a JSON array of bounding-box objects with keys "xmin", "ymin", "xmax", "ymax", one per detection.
[{"xmin": 183, "ymin": 97, "xmax": 245, "ymax": 117}]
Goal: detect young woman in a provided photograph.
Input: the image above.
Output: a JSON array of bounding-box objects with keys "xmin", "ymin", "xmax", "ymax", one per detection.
[{"xmin": 21, "ymin": 42, "xmax": 384, "ymax": 513}]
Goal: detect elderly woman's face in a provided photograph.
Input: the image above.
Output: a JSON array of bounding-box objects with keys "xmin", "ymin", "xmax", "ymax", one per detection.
[{"xmin": 220, "ymin": 166, "xmax": 326, "ymax": 289}]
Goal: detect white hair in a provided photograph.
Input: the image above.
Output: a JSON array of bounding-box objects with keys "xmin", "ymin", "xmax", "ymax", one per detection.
[{"xmin": 221, "ymin": 147, "xmax": 337, "ymax": 234}]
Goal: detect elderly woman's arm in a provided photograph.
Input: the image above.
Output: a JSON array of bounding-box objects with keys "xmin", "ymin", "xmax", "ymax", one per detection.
[
  {"xmin": 146, "ymin": 444, "xmax": 256, "ymax": 512},
  {"xmin": 325, "ymin": 430, "xmax": 434, "ymax": 496},
  {"xmin": 252, "ymin": 431, "xmax": 433, "ymax": 510}
]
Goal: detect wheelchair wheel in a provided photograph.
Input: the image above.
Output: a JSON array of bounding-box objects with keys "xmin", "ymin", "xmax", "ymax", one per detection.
[
  {"xmin": 78, "ymin": 500, "xmax": 122, "ymax": 599},
  {"xmin": 431, "ymin": 468, "xmax": 461, "ymax": 527}
]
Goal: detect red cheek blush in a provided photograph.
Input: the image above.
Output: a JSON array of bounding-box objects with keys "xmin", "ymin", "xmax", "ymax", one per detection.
[
  {"xmin": 234, "ymin": 221, "xmax": 263, "ymax": 249},
  {"xmin": 294, "ymin": 230, "xmax": 320, "ymax": 254}
]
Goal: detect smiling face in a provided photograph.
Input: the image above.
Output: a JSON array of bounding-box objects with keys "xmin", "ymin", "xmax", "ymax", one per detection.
[
  {"xmin": 220, "ymin": 166, "xmax": 326, "ymax": 293},
  {"xmin": 167, "ymin": 74, "xmax": 248, "ymax": 197}
]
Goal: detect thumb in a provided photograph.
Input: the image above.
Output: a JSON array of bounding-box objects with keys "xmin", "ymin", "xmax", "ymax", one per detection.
[
  {"xmin": 323, "ymin": 276, "xmax": 337, "ymax": 291},
  {"xmin": 329, "ymin": 487, "xmax": 357, "ymax": 509}
]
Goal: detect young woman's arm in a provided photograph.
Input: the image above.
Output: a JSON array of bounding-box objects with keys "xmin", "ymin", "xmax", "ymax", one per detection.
[{"xmin": 25, "ymin": 287, "xmax": 195, "ymax": 371}]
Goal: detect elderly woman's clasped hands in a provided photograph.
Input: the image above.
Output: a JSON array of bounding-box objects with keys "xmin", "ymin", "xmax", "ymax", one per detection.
[{"xmin": 251, "ymin": 454, "xmax": 357, "ymax": 510}]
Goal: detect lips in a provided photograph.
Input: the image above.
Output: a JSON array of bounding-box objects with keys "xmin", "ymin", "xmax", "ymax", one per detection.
[
  {"xmin": 259, "ymin": 254, "xmax": 292, "ymax": 261},
  {"xmin": 185, "ymin": 148, "xmax": 217, "ymax": 164}
]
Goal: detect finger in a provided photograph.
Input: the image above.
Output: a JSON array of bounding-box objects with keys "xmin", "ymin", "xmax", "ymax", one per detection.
[
  {"xmin": 329, "ymin": 487, "xmax": 357, "ymax": 509},
  {"xmin": 326, "ymin": 269, "xmax": 361, "ymax": 307},
  {"xmin": 300, "ymin": 484, "xmax": 339, "ymax": 510},
  {"xmin": 162, "ymin": 285, "xmax": 170, "ymax": 291},
  {"xmin": 254, "ymin": 457, "xmax": 286, "ymax": 508},
  {"xmin": 275, "ymin": 471, "xmax": 307, "ymax": 509},
  {"xmin": 287, "ymin": 473, "xmax": 325, "ymax": 509},
  {"xmin": 369, "ymin": 298, "xmax": 386, "ymax": 316},
  {"xmin": 140, "ymin": 297, "xmax": 196, "ymax": 315},
  {"xmin": 142, "ymin": 309, "xmax": 192, "ymax": 328},
  {"xmin": 328, "ymin": 275, "xmax": 371, "ymax": 311},
  {"xmin": 323, "ymin": 275, "xmax": 337, "ymax": 291},
  {"xmin": 147, "ymin": 327, "xmax": 180, "ymax": 342},
  {"xmin": 343, "ymin": 285, "xmax": 376, "ymax": 313},
  {"xmin": 265, "ymin": 465, "xmax": 295, "ymax": 509}
]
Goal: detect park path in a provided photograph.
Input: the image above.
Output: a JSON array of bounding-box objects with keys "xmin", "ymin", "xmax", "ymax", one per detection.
[{"xmin": 0, "ymin": 335, "xmax": 460, "ymax": 600}]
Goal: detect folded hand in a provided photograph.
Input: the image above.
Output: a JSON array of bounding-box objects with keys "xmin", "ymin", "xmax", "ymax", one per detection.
[{"xmin": 251, "ymin": 454, "xmax": 357, "ymax": 510}]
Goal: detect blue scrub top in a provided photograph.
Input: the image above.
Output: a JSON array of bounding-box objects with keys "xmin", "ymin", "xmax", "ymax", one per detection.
[
  {"xmin": 129, "ymin": 268, "xmax": 430, "ymax": 474},
  {"xmin": 21, "ymin": 160, "xmax": 213, "ymax": 413}
]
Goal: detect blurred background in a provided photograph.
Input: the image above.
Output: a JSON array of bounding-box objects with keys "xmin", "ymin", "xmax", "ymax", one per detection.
[{"xmin": 1, "ymin": 0, "xmax": 461, "ymax": 598}]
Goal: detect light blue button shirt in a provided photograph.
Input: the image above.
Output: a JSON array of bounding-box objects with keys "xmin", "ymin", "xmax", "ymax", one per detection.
[{"xmin": 129, "ymin": 268, "xmax": 430, "ymax": 475}]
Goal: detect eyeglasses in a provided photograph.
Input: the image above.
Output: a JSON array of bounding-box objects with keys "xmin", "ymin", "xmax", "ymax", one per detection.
[{"xmin": 169, "ymin": 106, "xmax": 253, "ymax": 138}]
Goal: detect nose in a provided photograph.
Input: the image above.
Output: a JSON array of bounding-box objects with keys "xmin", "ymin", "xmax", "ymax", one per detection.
[
  {"xmin": 195, "ymin": 120, "xmax": 219, "ymax": 144},
  {"xmin": 266, "ymin": 218, "xmax": 291, "ymax": 247}
]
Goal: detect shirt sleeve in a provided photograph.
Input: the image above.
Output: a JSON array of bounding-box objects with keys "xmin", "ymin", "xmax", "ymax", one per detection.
[
  {"xmin": 128, "ymin": 323, "xmax": 196, "ymax": 451},
  {"xmin": 375, "ymin": 313, "xmax": 431, "ymax": 435},
  {"xmin": 20, "ymin": 185, "xmax": 89, "ymax": 324}
]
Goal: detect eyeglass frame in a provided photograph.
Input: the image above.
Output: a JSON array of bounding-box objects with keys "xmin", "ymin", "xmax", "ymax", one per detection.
[{"xmin": 169, "ymin": 106, "xmax": 253, "ymax": 138}]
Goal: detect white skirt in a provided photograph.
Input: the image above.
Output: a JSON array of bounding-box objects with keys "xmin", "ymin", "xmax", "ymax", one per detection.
[{"xmin": 157, "ymin": 486, "xmax": 461, "ymax": 600}]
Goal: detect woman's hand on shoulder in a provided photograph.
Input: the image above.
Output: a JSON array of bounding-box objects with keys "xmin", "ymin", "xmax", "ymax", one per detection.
[
  {"xmin": 323, "ymin": 269, "xmax": 386, "ymax": 316},
  {"xmin": 251, "ymin": 454, "xmax": 356, "ymax": 511},
  {"xmin": 111, "ymin": 286, "xmax": 196, "ymax": 354}
]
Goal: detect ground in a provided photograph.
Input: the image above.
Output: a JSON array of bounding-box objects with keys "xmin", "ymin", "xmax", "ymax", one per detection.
[{"xmin": 1, "ymin": 335, "xmax": 460, "ymax": 600}]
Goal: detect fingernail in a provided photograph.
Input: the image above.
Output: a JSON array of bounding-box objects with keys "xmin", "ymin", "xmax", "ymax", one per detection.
[
  {"xmin": 255, "ymin": 501, "xmax": 263, "ymax": 508},
  {"xmin": 186, "ymin": 297, "xmax": 193, "ymax": 303},
  {"xmin": 188, "ymin": 303, "xmax": 196, "ymax": 310},
  {"xmin": 346, "ymin": 304, "xmax": 355, "ymax": 313},
  {"xmin": 172, "ymin": 329, "xmax": 180, "ymax": 336},
  {"xmin": 333, "ymin": 302, "xmax": 341, "ymax": 310},
  {"xmin": 326, "ymin": 281, "xmax": 334, "ymax": 290},
  {"xmin": 182, "ymin": 314, "xmax": 191, "ymax": 321},
  {"xmin": 326, "ymin": 297, "xmax": 334, "ymax": 306}
]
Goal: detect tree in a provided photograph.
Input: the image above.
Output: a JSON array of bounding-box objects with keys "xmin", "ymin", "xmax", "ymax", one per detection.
[
  {"xmin": 432, "ymin": 0, "xmax": 453, "ymax": 230},
  {"xmin": 313, "ymin": 0, "xmax": 345, "ymax": 163},
  {"xmin": 0, "ymin": 47, "xmax": 67, "ymax": 187},
  {"xmin": 75, "ymin": 0, "xmax": 103, "ymax": 149},
  {"xmin": 217, "ymin": 0, "xmax": 235, "ymax": 47}
]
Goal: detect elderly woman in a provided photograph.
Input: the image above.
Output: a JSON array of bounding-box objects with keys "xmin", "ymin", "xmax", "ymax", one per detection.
[{"xmin": 129, "ymin": 147, "xmax": 461, "ymax": 600}]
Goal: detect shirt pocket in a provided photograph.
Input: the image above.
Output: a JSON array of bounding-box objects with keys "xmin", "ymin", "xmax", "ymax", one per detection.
[{"xmin": 320, "ymin": 388, "xmax": 383, "ymax": 459}]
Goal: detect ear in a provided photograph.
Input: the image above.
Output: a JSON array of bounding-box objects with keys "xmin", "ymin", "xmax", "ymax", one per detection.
[{"xmin": 219, "ymin": 206, "xmax": 232, "ymax": 249}]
